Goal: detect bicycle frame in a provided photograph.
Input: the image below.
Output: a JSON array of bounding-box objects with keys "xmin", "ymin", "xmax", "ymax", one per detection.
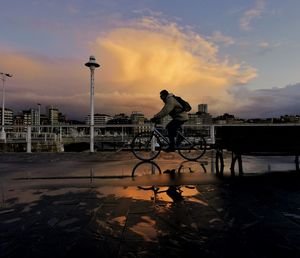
[
  {"xmin": 152, "ymin": 127, "xmax": 169, "ymax": 144},
  {"xmin": 152, "ymin": 126, "xmax": 194, "ymax": 147},
  {"xmin": 131, "ymin": 124, "xmax": 207, "ymax": 161}
]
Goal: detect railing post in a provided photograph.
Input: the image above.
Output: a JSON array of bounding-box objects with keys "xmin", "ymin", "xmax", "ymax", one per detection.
[
  {"xmin": 210, "ymin": 125, "xmax": 215, "ymax": 145},
  {"xmin": 210, "ymin": 125, "xmax": 216, "ymax": 173},
  {"xmin": 59, "ymin": 127, "xmax": 62, "ymax": 142},
  {"xmin": 151, "ymin": 124, "xmax": 156, "ymax": 152},
  {"xmin": 26, "ymin": 126, "xmax": 31, "ymax": 153}
]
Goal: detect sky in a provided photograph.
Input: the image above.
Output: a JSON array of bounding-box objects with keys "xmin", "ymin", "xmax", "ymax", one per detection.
[{"xmin": 1, "ymin": 0, "xmax": 300, "ymax": 119}]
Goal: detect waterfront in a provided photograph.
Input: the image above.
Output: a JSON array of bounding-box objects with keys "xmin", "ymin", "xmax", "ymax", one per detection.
[{"xmin": 1, "ymin": 151, "xmax": 300, "ymax": 257}]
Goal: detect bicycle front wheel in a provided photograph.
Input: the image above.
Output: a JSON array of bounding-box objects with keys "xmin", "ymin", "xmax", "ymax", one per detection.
[
  {"xmin": 178, "ymin": 135, "xmax": 206, "ymax": 161},
  {"xmin": 131, "ymin": 132, "xmax": 161, "ymax": 161}
]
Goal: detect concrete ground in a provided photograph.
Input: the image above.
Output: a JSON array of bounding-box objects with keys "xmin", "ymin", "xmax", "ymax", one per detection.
[{"xmin": 1, "ymin": 151, "xmax": 300, "ymax": 258}]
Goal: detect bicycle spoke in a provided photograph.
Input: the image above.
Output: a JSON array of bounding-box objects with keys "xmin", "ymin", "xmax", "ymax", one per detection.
[
  {"xmin": 178, "ymin": 135, "xmax": 206, "ymax": 161},
  {"xmin": 131, "ymin": 132, "xmax": 161, "ymax": 161}
]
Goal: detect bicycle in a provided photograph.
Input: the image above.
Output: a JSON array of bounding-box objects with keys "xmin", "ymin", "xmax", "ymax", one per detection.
[{"xmin": 131, "ymin": 123, "xmax": 206, "ymax": 161}]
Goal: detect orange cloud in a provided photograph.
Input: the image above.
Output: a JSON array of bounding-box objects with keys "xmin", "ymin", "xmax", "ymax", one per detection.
[{"xmin": 92, "ymin": 17, "xmax": 257, "ymax": 114}]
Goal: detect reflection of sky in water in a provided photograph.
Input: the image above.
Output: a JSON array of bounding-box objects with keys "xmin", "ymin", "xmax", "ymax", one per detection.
[{"xmin": 96, "ymin": 185, "xmax": 205, "ymax": 204}]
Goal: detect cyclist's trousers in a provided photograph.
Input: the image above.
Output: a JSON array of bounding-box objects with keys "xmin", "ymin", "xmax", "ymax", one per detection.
[{"xmin": 166, "ymin": 120, "xmax": 185, "ymax": 148}]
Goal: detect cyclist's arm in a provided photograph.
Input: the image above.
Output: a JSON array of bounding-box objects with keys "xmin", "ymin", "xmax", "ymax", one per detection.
[{"xmin": 154, "ymin": 98, "xmax": 175, "ymax": 119}]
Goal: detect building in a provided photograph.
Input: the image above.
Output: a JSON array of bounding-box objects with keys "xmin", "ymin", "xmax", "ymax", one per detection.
[
  {"xmin": 46, "ymin": 106, "xmax": 59, "ymax": 125},
  {"xmin": 198, "ymin": 104, "xmax": 208, "ymax": 114},
  {"xmin": 107, "ymin": 113, "xmax": 130, "ymax": 124},
  {"xmin": 22, "ymin": 109, "xmax": 39, "ymax": 125},
  {"xmin": 187, "ymin": 112, "xmax": 212, "ymax": 125},
  {"xmin": 0, "ymin": 108, "xmax": 13, "ymax": 125},
  {"xmin": 213, "ymin": 113, "xmax": 242, "ymax": 124},
  {"xmin": 85, "ymin": 113, "xmax": 113, "ymax": 125},
  {"xmin": 130, "ymin": 111, "xmax": 145, "ymax": 124},
  {"xmin": 130, "ymin": 111, "xmax": 149, "ymax": 134},
  {"xmin": 106, "ymin": 113, "xmax": 131, "ymax": 135}
]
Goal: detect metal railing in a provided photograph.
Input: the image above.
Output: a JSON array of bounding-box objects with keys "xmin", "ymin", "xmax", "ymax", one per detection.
[
  {"xmin": 2, "ymin": 123, "xmax": 299, "ymax": 153},
  {"xmin": 0, "ymin": 124, "xmax": 213, "ymax": 153}
]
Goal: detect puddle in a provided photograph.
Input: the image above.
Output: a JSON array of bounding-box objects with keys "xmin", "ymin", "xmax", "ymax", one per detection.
[{"xmin": 1, "ymin": 151, "xmax": 299, "ymax": 211}]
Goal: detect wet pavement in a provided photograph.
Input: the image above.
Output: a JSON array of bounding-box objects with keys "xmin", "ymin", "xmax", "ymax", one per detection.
[{"xmin": 1, "ymin": 151, "xmax": 300, "ymax": 258}]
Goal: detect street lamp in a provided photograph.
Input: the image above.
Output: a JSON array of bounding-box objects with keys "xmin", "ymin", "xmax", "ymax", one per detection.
[
  {"xmin": 85, "ymin": 56, "xmax": 100, "ymax": 152},
  {"xmin": 37, "ymin": 103, "xmax": 41, "ymax": 134},
  {"xmin": 0, "ymin": 72, "xmax": 12, "ymax": 142}
]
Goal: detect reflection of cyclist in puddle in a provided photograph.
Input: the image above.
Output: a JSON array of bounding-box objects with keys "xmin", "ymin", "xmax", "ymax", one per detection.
[
  {"xmin": 166, "ymin": 186, "xmax": 184, "ymax": 202},
  {"xmin": 132, "ymin": 161, "xmax": 206, "ymax": 202},
  {"xmin": 163, "ymin": 169, "xmax": 184, "ymax": 202}
]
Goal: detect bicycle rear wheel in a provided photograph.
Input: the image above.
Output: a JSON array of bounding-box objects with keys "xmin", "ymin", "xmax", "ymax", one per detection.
[
  {"xmin": 131, "ymin": 132, "xmax": 161, "ymax": 161},
  {"xmin": 178, "ymin": 135, "xmax": 206, "ymax": 161}
]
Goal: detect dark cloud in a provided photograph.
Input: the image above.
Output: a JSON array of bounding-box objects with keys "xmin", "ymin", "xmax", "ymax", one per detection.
[{"xmin": 230, "ymin": 83, "xmax": 300, "ymax": 118}]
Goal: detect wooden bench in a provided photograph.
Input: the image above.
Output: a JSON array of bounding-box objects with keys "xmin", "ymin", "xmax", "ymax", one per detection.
[{"xmin": 214, "ymin": 125, "xmax": 300, "ymax": 175}]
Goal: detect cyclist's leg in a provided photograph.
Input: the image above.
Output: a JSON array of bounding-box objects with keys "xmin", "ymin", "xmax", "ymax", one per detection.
[
  {"xmin": 166, "ymin": 120, "xmax": 176, "ymax": 150},
  {"xmin": 166, "ymin": 120, "xmax": 184, "ymax": 150},
  {"xmin": 175, "ymin": 121, "xmax": 186, "ymax": 146}
]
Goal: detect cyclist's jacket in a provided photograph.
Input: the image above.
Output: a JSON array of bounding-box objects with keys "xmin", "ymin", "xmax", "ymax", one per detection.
[{"xmin": 154, "ymin": 93, "xmax": 188, "ymax": 122}]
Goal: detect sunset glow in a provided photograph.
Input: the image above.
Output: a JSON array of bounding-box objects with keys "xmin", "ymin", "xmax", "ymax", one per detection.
[{"xmin": 1, "ymin": 1, "xmax": 300, "ymax": 118}]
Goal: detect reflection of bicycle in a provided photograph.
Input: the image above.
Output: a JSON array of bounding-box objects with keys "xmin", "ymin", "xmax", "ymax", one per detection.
[
  {"xmin": 131, "ymin": 124, "xmax": 206, "ymax": 161},
  {"xmin": 131, "ymin": 161, "xmax": 161, "ymax": 178},
  {"xmin": 131, "ymin": 160, "xmax": 207, "ymax": 178},
  {"xmin": 178, "ymin": 160, "xmax": 207, "ymax": 174},
  {"xmin": 131, "ymin": 161, "xmax": 207, "ymax": 200}
]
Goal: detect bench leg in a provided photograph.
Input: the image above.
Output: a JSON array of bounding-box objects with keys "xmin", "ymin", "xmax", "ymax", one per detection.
[
  {"xmin": 215, "ymin": 150, "xmax": 224, "ymax": 176},
  {"xmin": 237, "ymin": 155, "xmax": 243, "ymax": 176},
  {"xmin": 230, "ymin": 152, "xmax": 243, "ymax": 176},
  {"xmin": 295, "ymin": 155, "xmax": 299, "ymax": 171}
]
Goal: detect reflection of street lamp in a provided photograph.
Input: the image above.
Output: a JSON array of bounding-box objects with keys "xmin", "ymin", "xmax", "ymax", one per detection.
[
  {"xmin": 0, "ymin": 72, "xmax": 12, "ymax": 142},
  {"xmin": 85, "ymin": 56, "xmax": 100, "ymax": 152}
]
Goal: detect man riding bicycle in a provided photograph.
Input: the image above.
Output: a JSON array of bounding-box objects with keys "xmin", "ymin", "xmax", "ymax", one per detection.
[{"xmin": 150, "ymin": 90, "xmax": 188, "ymax": 152}]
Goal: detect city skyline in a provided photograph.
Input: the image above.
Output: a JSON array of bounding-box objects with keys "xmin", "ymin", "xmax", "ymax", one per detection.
[
  {"xmin": 2, "ymin": 104, "xmax": 300, "ymax": 126},
  {"xmin": 1, "ymin": 1, "xmax": 300, "ymax": 119}
]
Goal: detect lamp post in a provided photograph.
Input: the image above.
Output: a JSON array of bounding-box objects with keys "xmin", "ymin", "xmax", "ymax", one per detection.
[
  {"xmin": 37, "ymin": 103, "xmax": 41, "ymax": 134},
  {"xmin": 0, "ymin": 72, "xmax": 12, "ymax": 142},
  {"xmin": 85, "ymin": 56, "xmax": 100, "ymax": 152}
]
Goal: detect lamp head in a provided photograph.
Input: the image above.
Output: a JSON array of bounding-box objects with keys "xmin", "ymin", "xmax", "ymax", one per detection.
[
  {"xmin": 85, "ymin": 55, "xmax": 100, "ymax": 69},
  {"xmin": 0, "ymin": 72, "xmax": 13, "ymax": 77}
]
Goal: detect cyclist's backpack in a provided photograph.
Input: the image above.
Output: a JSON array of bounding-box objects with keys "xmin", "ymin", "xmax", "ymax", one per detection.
[{"xmin": 173, "ymin": 95, "xmax": 192, "ymax": 112}]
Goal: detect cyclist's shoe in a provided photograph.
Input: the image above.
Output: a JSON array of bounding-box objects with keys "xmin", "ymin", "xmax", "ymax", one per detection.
[{"xmin": 165, "ymin": 146, "xmax": 175, "ymax": 152}]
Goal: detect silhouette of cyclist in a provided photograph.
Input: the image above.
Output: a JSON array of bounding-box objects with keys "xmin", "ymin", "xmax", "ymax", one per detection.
[{"xmin": 150, "ymin": 90, "xmax": 188, "ymax": 152}]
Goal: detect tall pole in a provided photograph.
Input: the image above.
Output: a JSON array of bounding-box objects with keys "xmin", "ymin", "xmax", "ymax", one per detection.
[
  {"xmin": 85, "ymin": 56, "xmax": 100, "ymax": 153},
  {"xmin": 90, "ymin": 68, "xmax": 95, "ymax": 152},
  {"xmin": 1, "ymin": 77, "xmax": 5, "ymax": 137},
  {"xmin": 51, "ymin": 104, "xmax": 53, "ymax": 133},
  {"xmin": 37, "ymin": 103, "xmax": 41, "ymax": 134},
  {"xmin": 0, "ymin": 72, "xmax": 12, "ymax": 142}
]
